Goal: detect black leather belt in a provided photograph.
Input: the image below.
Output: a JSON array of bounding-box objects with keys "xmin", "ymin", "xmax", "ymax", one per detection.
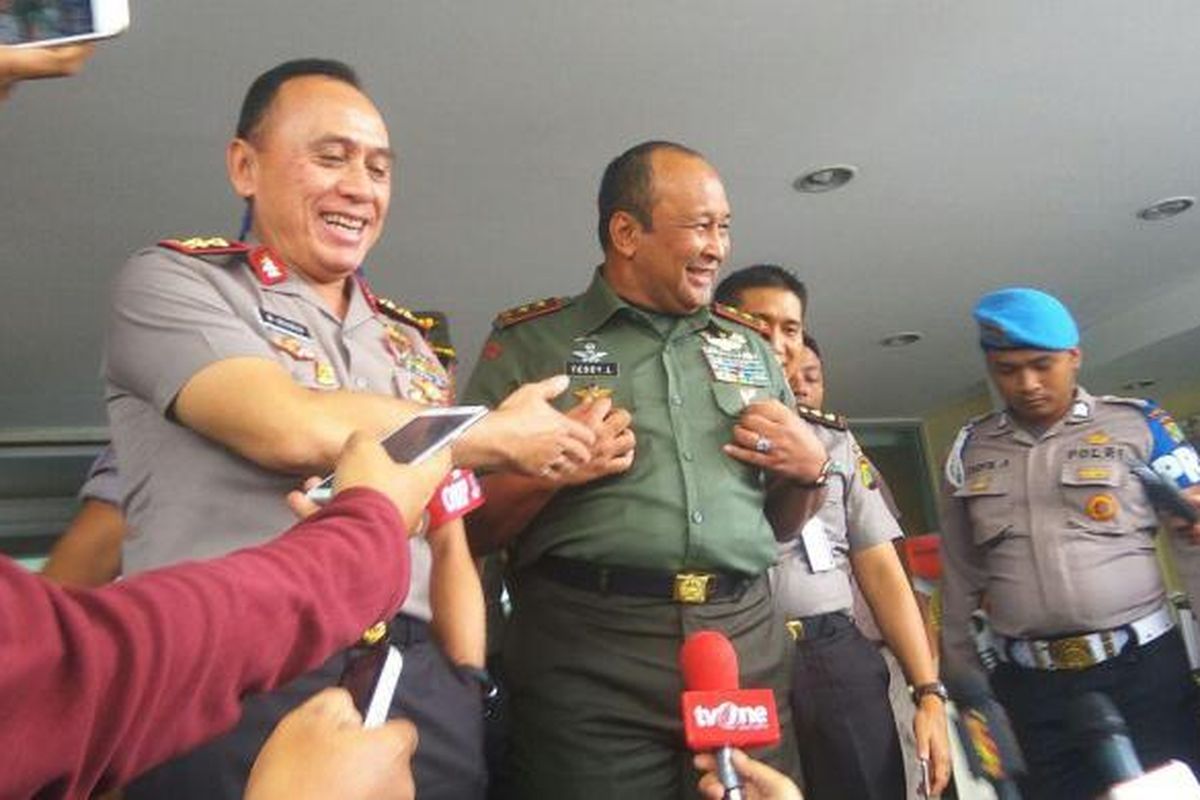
[
  {"xmin": 533, "ymin": 555, "xmax": 756, "ymax": 604},
  {"xmin": 786, "ymin": 611, "xmax": 854, "ymax": 642}
]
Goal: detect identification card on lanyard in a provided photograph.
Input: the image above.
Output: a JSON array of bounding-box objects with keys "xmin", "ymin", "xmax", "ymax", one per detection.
[{"xmin": 799, "ymin": 517, "xmax": 836, "ymax": 573}]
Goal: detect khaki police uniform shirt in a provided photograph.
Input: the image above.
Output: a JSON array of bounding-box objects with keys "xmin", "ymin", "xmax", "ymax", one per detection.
[
  {"xmin": 462, "ymin": 269, "xmax": 792, "ymax": 575},
  {"xmin": 940, "ymin": 387, "xmax": 1200, "ymax": 674},
  {"xmin": 772, "ymin": 423, "xmax": 901, "ymax": 618},
  {"xmin": 105, "ymin": 242, "xmax": 450, "ymax": 620}
]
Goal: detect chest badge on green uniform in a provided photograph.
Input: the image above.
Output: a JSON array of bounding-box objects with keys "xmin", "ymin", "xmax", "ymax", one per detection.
[
  {"xmin": 566, "ymin": 340, "xmax": 619, "ymax": 378},
  {"xmin": 699, "ymin": 329, "xmax": 769, "ymax": 387},
  {"xmin": 573, "ymin": 384, "xmax": 614, "ymax": 403}
]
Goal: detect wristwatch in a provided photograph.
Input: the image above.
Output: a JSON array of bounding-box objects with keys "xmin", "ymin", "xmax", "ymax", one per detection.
[{"xmin": 910, "ymin": 680, "xmax": 949, "ymax": 705}]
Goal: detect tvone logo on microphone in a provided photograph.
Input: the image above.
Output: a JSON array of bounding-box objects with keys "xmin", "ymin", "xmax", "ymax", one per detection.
[{"xmin": 693, "ymin": 701, "xmax": 771, "ymax": 731}]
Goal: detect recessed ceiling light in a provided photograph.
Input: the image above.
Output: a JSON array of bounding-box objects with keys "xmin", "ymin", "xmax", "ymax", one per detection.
[
  {"xmin": 880, "ymin": 331, "xmax": 922, "ymax": 348},
  {"xmin": 1120, "ymin": 379, "xmax": 1156, "ymax": 391},
  {"xmin": 793, "ymin": 164, "xmax": 857, "ymax": 193},
  {"xmin": 1136, "ymin": 196, "xmax": 1194, "ymax": 221}
]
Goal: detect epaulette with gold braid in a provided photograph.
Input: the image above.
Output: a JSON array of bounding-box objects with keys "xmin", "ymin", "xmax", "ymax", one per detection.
[
  {"xmin": 712, "ymin": 302, "xmax": 770, "ymax": 338},
  {"xmin": 377, "ymin": 296, "xmax": 436, "ymax": 336},
  {"xmin": 796, "ymin": 403, "xmax": 848, "ymax": 431},
  {"xmin": 158, "ymin": 236, "xmax": 250, "ymax": 256},
  {"xmin": 494, "ymin": 297, "xmax": 570, "ymax": 329}
]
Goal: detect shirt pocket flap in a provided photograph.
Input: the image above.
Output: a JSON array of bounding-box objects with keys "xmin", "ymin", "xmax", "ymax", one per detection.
[
  {"xmin": 953, "ymin": 470, "xmax": 1012, "ymax": 498},
  {"xmin": 711, "ymin": 382, "xmax": 760, "ymax": 417},
  {"xmin": 1060, "ymin": 462, "xmax": 1122, "ymax": 488},
  {"xmin": 954, "ymin": 471, "xmax": 1013, "ymax": 546}
]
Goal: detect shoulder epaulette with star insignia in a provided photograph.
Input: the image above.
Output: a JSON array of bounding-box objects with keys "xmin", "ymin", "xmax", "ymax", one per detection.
[
  {"xmin": 376, "ymin": 296, "xmax": 436, "ymax": 337},
  {"xmin": 494, "ymin": 297, "xmax": 570, "ymax": 329},
  {"xmin": 795, "ymin": 403, "xmax": 848, "ymax": 431},
  {"xmin": 158, "ymin": 236, "xmax": 250, "ymax": 256},
  {"xmin": 711, "ymin": 303, "xmax": 770, "ymax": 339}
]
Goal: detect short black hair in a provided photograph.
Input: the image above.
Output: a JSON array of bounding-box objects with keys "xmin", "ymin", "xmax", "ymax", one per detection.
[
  {"xmin": 597, "ymin": 140, "xmax": 704, "ymax": 252},
  {"xmin": 713, "ymin": 264, "xmax": 809, "ymax": 317},
  {"xmin": 236, "ymin": 58, "xmax": 362, "ymax": 141},
  {"xmin": 803, "ymin": 332, "xmax": 822, "ymax": 360}
]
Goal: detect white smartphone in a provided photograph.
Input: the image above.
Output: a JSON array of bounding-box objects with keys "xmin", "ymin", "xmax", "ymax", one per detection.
[
  {"xmin": 339, "ymin": 643, "xmax": 404, "ymax": 730},
  {"xmin": 305, "ymin": 405, "xmax": 489, "ymax": 504},
  {"xmin": 5, "ymin": 0, "xmax": 129, "ymax": 48}
]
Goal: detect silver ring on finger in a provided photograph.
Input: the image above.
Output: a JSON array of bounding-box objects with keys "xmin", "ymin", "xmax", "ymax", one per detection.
[{"xmin": 754, "ymin": 434, "xmax": 773, "ymax": 454}]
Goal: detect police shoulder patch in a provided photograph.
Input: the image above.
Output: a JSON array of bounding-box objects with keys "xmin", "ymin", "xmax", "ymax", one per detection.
[
  {"xmin": 711, "ymin": 303, "xmax": 770, "ymax": 338},
  {"xmin": 795, "ymin": 403, "xmax": 848, "ymax": 431},
  {"xmin": 376, "ymin": 295, "xmax": 436, "ymax": 337},
  {"xmin": 158, "ymin": 236, "xmax": 250, "ymax": 256},
  {"xmin": 494, "ymin": 297, "xmax": 570, "ymax": 329}
]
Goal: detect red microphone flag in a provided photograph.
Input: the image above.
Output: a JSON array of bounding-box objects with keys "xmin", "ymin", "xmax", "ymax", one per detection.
[{"xmin": 679, "ymin": 630, "xmax": 780, "ymax": 751}]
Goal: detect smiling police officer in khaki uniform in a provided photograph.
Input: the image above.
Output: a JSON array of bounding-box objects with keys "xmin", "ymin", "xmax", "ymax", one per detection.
[
  {"xmin": 105, "ymin": 59, "xmax": 593, "ymax": 800},
  {"xmin": 463, "ymin": 141, "xmax": 830, "ymax": 799},
  {"xmin": 940, "ymin": 287, "xmax": 1200, "ymax": 799}
]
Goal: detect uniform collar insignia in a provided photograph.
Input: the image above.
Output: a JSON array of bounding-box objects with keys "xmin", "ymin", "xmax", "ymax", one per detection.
[{"xmin": 248, "ymin": 246, "xmax": 288, "ymax": 286}]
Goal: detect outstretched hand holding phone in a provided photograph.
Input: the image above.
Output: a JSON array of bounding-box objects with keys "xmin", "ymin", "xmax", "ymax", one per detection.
[{"xmin": 288, "ymin": 432, "xmax": 453, "ymax": 532}]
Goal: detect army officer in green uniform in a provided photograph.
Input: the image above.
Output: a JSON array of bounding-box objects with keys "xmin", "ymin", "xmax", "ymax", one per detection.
[{"xmin": 463, "ymin": 141, "xmax": 830, "ymax": 799}]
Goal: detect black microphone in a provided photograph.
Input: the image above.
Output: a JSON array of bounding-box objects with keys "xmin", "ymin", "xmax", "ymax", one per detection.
[
  {"xmin": 1067, "ymin": 692, "xmax": 1142, "ymax": 787},
  {"xmin": 945, "ymin": 670, "xmax": 1025, "ymax": 800}
]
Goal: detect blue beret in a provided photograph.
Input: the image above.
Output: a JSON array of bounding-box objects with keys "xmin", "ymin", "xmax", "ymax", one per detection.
[{"xmin": 973, "ymin": 288, "xmax": 1079, "ymax": 350}]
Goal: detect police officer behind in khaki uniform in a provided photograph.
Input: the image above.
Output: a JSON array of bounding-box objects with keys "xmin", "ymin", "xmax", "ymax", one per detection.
[
  {"xmin": 716, "ymin": 266, "xmax": 950, "ymax": 799},
  {"xmin": 105, "ymin": 59, "xmax": 594, "ymax": 800},
  {"xmin": 940, "ymin": 287, "xmax": 1200, "ymax": 799},
  {"xmin": 463, "ymin": 141, "xmax": 829, "ymax": 799}
]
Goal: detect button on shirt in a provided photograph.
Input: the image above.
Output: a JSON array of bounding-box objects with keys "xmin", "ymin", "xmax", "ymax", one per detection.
[
  {"xmin": 462, "ymin": 269, "xmax": 792, "ymax": 574},
  {"xmin": 105, "ymin": 244, "xmax": 448, "ymax": 619},
  {"xmin": 940, "ymin": 387, "xmax": 1200, "ymax": 673},
  {"xmin": 772, "ymin": 424, "xmax": 901, "ymax": 618}
]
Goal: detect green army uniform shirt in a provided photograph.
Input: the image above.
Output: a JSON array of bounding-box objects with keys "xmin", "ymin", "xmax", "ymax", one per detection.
[{"xmin": 463, "ymin": 268, "xmax": 792, "ymax": 575}]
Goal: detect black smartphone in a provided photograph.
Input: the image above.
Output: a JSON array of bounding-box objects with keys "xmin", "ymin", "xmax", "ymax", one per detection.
[
  {"xmin": 1128, "ymin": 459, "xmax": 1199, "ymax": 524},
  {"xmin": 339, "ymin": 643, "xmax": 404, "ymax": 729},
  {"xmin": 306, "ymin": 405, "xmax": 488, "ymax": 503}
]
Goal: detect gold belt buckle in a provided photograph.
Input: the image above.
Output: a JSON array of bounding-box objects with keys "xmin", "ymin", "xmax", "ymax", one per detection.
[
  {"xmin": 786, "ymin": 620, "xmax": 806, "ymax": 642},
  {"xmin": 1047, "ymin": 636, "xmax": 1096, "ymax": 670},
  {"xmin": 674, "ymin": 573, "xmax": 713, "ymax": 604}
]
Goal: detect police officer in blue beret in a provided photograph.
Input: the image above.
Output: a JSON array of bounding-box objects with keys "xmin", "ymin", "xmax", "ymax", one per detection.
[{"xmin": 940, "ymin": 287, "xmax": 1200, "ymax": 799}]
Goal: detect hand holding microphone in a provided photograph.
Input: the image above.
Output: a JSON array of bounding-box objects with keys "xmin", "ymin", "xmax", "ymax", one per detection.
[
  {"xmin": 680, "ymin": 630, "xmax": 784, "ymax": 800},
  {"xmin": 694, "ymin": 749, "xmax": 802, "ymax": 800}
]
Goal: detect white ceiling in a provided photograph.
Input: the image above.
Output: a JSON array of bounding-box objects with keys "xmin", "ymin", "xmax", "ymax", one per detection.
[{"xmin": 2, "ymin": 1, "xmax": 1199, "ymax": 433}]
